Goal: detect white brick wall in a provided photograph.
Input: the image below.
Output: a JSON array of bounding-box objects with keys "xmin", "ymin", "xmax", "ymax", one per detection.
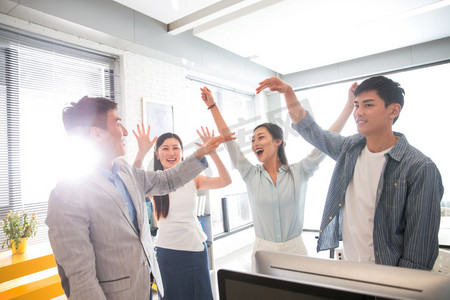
[{"xmin": 121, "ymin": 51, "xmax": 189, "ymax": 166}]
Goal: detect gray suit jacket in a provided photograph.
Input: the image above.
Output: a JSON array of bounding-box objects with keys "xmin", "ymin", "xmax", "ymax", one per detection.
[{"xmin": 46, "ymin": 154, "xmax": 207, "ymax": 300}]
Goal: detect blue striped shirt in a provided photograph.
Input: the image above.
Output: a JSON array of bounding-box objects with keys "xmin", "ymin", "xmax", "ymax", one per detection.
[{"xmin": 292, "ymin": 112, "xmax": 444, "ymax": 270}]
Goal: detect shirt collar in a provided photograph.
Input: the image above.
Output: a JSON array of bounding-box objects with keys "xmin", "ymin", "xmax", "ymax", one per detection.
[
  {"xmin": 279, "ymin": 165, "xmax": 290, "ymax": 173},
  {"xmin": 98, "ymin": 162, "xmax": 120, "ymax": 182},
  {"xmin": 387, "ymin": 132, "xmax": 408, "ymax": 162},
  {"xmin": 258, "ymin": 163, "xmax": 289, "ymax": 174},
  {"xmin": 353, "ymin": 132, "xmax": 408, "ymax": 162}
]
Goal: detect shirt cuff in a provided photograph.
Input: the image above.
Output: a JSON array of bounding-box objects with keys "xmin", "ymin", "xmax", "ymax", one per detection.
[
  {"xmin": 291, "ymin": 110, "xmax": 314, "ymax": 131},
  {"xmin": 196, "ymin": 156, "xmax": 208, "ymax": 167}
]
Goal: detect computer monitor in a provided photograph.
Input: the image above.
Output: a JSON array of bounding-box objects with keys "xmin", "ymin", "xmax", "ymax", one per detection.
[
  {"xmin": 218, "ymin": 268, "xmax": 390, "ymax": 300},
  {"xmin": 253, "ymin": 250, "xmax": 450, "ymax": 299}
]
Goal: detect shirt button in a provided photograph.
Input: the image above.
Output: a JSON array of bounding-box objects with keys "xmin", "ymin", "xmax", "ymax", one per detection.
[
  {"xmin": 144, "ymin": 261, "xmax": 148, "ymax": 266},
  {"xmin": 394, "ymin": 182, "xmax": 397, "ymax": 187},
  {"xmin": 338, "ymin": 203, "xmax": 342, "ymax": 207},
  {"xmin": 329, "ymin": 216, "xmax": 332, "ymax": 220}
]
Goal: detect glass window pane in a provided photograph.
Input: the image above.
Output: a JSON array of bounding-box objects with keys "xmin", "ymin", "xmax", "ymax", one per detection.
[{"xmin": 293, "ymin": 63, "xmax": 450, "ymax": 230}]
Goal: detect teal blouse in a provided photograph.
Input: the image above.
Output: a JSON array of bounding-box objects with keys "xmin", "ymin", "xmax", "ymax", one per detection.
[{"xmin": 224, "ymin": 141, "xmax": 325, "ymax": 242}]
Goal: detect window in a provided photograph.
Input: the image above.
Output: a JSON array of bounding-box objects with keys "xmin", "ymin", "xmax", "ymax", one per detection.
[
  {"xmin": 211, "ymin": 88, "xmax": 257, "ymax": 236},
  {"xmin": 0, "ymin": 25, "xmax": 119, "ymax": 246},
  {"xmin": 183, "ymin": 77, "xmax": 257, "ymax": 236},
  {"xmin": 291, "ymin": 62, "xmax": 450, "ymax": 230},
  {"xmin": 221, "ymin": 193, "xmax": 252, "ymax": 234}
]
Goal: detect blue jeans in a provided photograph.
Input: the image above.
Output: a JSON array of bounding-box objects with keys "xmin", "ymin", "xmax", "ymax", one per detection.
[{"xmin": 156, "ymin": 242, "xmax": 213, "ymax": 300}]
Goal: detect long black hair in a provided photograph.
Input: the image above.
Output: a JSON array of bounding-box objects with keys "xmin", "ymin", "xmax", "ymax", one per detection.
[
  {"xmin": 254, "ymin": 123, "xmax": 289, "ymax": 165},
  {"xmin": 253, "ymin": 123, "xmax": 293, "ymax": 180},
  {"xmin": 153, "ymin": 132, "xmax": 183, "ymax": 220}
]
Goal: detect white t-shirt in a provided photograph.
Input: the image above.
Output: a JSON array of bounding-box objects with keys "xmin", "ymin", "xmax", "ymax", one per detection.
[
  {"xmin": 154, "ymin": 180, "xmax": 207, "ymax": 251},
  {"xmin": 342, "ymin": 145, "xmax": 391, "ymax": 263}
]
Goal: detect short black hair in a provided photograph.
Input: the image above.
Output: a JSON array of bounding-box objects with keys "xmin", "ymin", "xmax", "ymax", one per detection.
[
  {"xmin": 62, "ymin": 96, "xmax": 117, "ymax": 135},
  {"xmin": 354, "ymin": 76, "xmax": 405, "ymax": 124}
]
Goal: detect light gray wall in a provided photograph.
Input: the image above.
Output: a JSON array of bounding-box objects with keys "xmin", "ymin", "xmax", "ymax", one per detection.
[
  {"xmin": 2, "ymin": 0, "xmax": 449, "ymax": 104},
  {"xmin": 282, "ymin": 37, "xmax": 450, "ymax": 90},
  {"xmin": 0, "ymin": 0, "xmax": 275, "ymax": 88}
]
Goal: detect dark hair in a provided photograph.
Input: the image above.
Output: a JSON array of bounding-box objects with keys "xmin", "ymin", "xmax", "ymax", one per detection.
[
  {"xmin": 152, "ymin": 132, "xmax": 184, "ymax": 220},
  {"xmin": 354, "ymin": 76, "xmax": 405, "ymax": 124},
  {"xmin": 254, "ymin": 123, "xmax": 289, "ymax": 166},
  {"xmin": 253, "ymin": 123, "xmax": 294, "ymax": 184},
  {"xmin": 62, "ymin": 96, "xmax": 117, "ymax": 135}
]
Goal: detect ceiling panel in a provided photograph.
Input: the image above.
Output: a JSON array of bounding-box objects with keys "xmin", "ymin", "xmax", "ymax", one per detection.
[
  {"xmin": 113, "ymin": 0, "xmax": 221, "ymax": 23},
  {"xmin": 112, "ymin": 0, "xmax": 450, "ymax": 75}
]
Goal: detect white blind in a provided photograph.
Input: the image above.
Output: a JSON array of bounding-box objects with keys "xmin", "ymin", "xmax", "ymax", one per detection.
[{"xmin": 0, "ymin": 25, "xmax": 120, "ymax": 248}]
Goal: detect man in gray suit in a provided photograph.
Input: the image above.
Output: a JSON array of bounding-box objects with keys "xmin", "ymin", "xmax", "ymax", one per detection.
[{"xmin": 46, "ymin": 96, "xmax": 233, "ymax": 299}]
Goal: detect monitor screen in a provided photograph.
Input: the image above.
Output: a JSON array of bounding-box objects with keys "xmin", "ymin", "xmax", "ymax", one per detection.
[
  {"xmin": 218, "ymin": 269, "xmax": 389, "ymax": 300},
  {"xmin": 253, "ymin": 250, "xmax": 450, "ymax": 300}
]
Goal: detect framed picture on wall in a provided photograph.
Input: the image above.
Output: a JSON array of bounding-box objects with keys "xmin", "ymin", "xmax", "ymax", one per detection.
[{"xmin": 142, "ymin": 98, "xmax": 174, "ymax": 138}]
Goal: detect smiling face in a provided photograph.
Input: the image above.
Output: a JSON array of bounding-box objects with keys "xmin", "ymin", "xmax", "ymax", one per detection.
[
  {"xmin": 155, "ymin": 137, "xmax": 183, "ymax": 170},
  {"xmin": 353, "ymin": 90, "xmax": 400, "ymax": 137},
  {"xmin": 252, "ymin": 126, "xmax": 282, "ymax": 164}
]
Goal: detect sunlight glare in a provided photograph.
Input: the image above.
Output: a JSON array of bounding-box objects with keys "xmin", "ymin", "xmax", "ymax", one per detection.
[{"xmin": 58, "ymin": 136, "xmax": 99, "ymax": 181}]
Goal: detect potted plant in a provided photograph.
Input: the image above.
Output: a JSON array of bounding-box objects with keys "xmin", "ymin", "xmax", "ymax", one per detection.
[{"xmin": 1, "ymin": 210, "xmax": 38, "ymax": 254}]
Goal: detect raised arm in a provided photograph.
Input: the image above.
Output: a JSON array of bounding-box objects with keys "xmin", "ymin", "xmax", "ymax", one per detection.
[
  {"xmin": 200, "ymin": 87, "xmax": 231, "ymax": 135},
  {"xmin": 193, "ymin": 132, "xmax": 236, "ymax": 161},
  {"xmin": 132, "ymin": 121, "xmax": 235, "ymax": 168},
  {"xmin": 134, "ymin": 130, "xmax": 235, "ymax": 196},
  {"xmin": 133, "ymin": 123, "xmax": 156, "ymax": 169},
  {"xmin": 201, "ymin": 86, "xmax": 255, "ymax": 178},
  {"xmin": 194, "ymin": 126, "xmax": 232, "ymax": 190},
  {"xmin": 257, "ymin": 77, "xmax": 355, "ymax": 132},
  {"xmin": 256, "ymin": 77, "xmax": 307, "ymax": 124},
  {"xmin": 328, "ymin": 82, "xmax": 357, "ymax": 132}
]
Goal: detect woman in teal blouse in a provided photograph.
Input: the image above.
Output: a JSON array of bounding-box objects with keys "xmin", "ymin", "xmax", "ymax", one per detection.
[{"xmin": 201, "ymin": 84, "xmax": 355, "ymax": 270}]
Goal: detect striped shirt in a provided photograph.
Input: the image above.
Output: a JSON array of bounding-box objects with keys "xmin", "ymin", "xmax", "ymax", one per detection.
[{"xmin": 292, "ymin": 112, "xmax": 444, "ymax": 270}]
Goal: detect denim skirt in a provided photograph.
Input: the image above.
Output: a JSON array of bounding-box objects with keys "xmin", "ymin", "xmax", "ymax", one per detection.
[{"xmin": 156, "ymin": 242, "xmax": 213, "ymax": 300}]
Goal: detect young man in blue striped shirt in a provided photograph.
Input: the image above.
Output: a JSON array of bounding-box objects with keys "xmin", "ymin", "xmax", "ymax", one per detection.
[{"xmin": 257, "ymin": 76, "xmax": 443, "ymax": 270}]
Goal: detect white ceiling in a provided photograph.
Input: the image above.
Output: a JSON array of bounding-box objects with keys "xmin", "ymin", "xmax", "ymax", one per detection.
[{"xmin": 113, "ymin": 0, "xmax": 450, "ymax": 75}]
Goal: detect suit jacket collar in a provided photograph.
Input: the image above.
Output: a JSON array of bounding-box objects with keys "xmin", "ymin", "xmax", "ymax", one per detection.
[
  {"xmin": 117, "ymin": 169, "xmax": 145, "ymax": 237},
  {"xmin": 89, "ymin": 168, "xmax": 140, "ymax": 236}
]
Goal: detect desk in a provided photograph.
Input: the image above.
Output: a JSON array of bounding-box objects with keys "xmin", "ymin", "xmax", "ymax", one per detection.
[
  {"xmin": 0, "ymin": 243, "xmax": 55, "ymax": 283},
  {"xmin": 0, "ymin": 243, "xmax": 65, "ymax": 299},
  {"xmin": 439, "ymin": 228, "xmax": 450, "ymax": 249},
  {"xmin": 439, "ymin": 216, "xmax": 450, "ymax": 249}
]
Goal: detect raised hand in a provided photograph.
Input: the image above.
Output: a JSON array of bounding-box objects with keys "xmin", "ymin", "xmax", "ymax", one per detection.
[
  {"xmin": 256, "ymin": 77, "xmax": 292, "ymax": 94},
  {"xmin": 348, "ymin": 82, "xmax": 358, "ymax": 105},
  {"xmin": 196, "ymin": 126, "xmax": 214, "ymax": 146},
  {"xmin": 132, "ymin": 123, "xmax": 157, "ymax": 168},
  {"xmin": 327, "ymin": 82, "xmax": 359, "ymax": 133},
  {"xmin": 200, "ymin": 87, "xmax": 215, "ymax": 108},
  {"xmin": 133, "ymin": 123, "xmax": 157, "ymax": 155},
  {"xmin": 194, "ymin": 132, "xmax": 236, "ymax": 159}
]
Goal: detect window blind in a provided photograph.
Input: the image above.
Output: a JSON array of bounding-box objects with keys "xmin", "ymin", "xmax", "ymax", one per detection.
[{"xmin": 0, "ymin": 25, "xmax": 120, "ymax": 248}]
